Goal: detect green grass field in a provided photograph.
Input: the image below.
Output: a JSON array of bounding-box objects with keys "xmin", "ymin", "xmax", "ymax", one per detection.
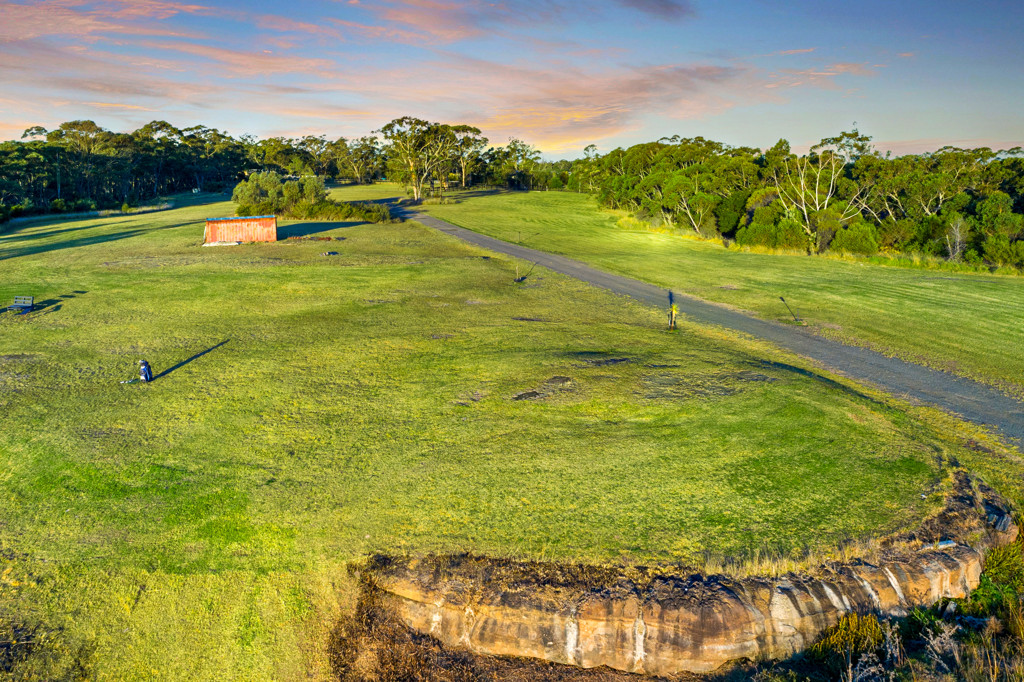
[
  {"xmin": 0, "ymin": 190, "xmax": 1020, "ymax": 678},
  {"xmin": 422, "ymin": 190, "xmax": 1024, "ymax": 399}
]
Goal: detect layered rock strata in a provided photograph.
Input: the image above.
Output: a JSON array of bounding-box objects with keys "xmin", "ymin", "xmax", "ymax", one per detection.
[{"xmin": 372, "ymin": 481, "xmax": 1017, "ymax": 676}]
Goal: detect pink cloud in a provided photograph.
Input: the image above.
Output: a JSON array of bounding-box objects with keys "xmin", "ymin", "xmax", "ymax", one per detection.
[
  {"xmin": 136, "ymin": 40, "xmax": 334, "ymax": 76},
  {"xmin": 0, "ymin": 39, "xmax": 215, "ymax": 99},
  {"xmin": 613, "ymin": 0, "xmax": 695, "ymax": 19},
  {"xmin": 0, "ymin": 0, "xmax": 208, "ymax": 42},
  {"xmin": 828, "ymin": 62, "xmax": 876, "ymax": 76},
  {"xmin": 768, "ymin": 61, "xmax": 877, "ymax": 90},
  {"xmin": 102, "ymin": 0, "xmax": 210, "ymax": 19},
  {"xmin": 84, "ymin": 101, "xmax": 156, "ymax": 110},
  {"xmin": 878, "ymin": 137, "xmax": 1024, "ymax": 156},
  {"xmin": 254, "ymin": 15, "xmax": 347, "ymax": 41},
  {"xmin": 0, "ymin": 120, "xmax": 37, "ymax": 141},
  {"xmin": 311, "ymin": 53, "xmax": 757, "ymax": 152},
  {"xmin": 326, "ymin": 17, "xmax": 426, "ymax": 43},
  {"xmin": 337, "ymin": 0, "xmax": 695, "ymax": 45}
]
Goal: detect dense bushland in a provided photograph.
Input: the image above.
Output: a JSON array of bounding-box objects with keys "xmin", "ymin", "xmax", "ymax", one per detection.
[
  {"xmin": 232, "ymin": 171, "xmax": 396, "ymax": 223},
  {"xmin": 537, "ymin": 133, "xmax": 1024, "ymax": 269}
]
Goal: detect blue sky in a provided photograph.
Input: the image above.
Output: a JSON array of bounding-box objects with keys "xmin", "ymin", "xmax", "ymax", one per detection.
[{"xmin": 1, "ymin": 0, "xmax": 1021, "ymax": 156}]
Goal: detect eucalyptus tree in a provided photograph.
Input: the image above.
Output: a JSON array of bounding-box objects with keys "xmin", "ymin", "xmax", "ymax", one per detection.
[
  {"xmin": 589, "ymin": 137, "xmax": 758, "ymax": 234},
  {"xmin": 133, "ymin": 121, "xmax": 185, "ymax": 196},
  {"xmin": 334, "ymin": 136, "xmax": 382, "ymax": 184},
  {"xmin": 377, "ymin": 117, "xmax": 456, "ymax": 200},
  {"xmin": 451, "ymin": 125, "xmax": 488, "ymax": 188},
  {"xmin": 767, "ymin": 130, "xmax": 875, "ymax": 253},
  {"xmin": 499, "ymin": 138, "xmax": 541, "ymax": 189},
  {"xmin": 903, "ymin": 147, "xmax": 994, "ymax": 218},
  {"xmin": 180, "ymin": 126, "xmax": 245, "ymax": 191},
  {"xmin": 297, "ymin": 135, "xmax": 334, "ymax": 177}
]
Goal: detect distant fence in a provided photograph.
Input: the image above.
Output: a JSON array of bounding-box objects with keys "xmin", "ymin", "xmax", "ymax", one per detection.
[{"xmin": 204, "ymin": 215, "xmax": 277, "ymax": 243}]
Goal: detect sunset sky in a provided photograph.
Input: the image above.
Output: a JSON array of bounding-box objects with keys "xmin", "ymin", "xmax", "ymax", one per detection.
[{"xmin": 1, "ymin": 0, "xmax": 1022, "ymax": 156}]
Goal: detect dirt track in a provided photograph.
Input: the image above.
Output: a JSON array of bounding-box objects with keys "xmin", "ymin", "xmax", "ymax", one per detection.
[{"xmin": 413, "ymin": 211, "xmax": 1024, "ymax": 448}]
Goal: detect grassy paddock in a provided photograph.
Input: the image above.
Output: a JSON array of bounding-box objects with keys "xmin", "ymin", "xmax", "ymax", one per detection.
[
  {"xmin": 0, "ymin": 193, "xmax": 1018, "ymax": 677},
  {"xmin": 421, "ymin": 190, "xmax": 1024, "ymax": 398}
]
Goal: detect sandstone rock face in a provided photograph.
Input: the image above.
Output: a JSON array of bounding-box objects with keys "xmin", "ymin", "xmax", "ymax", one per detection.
[{"xmin": 373, "ymin": 486, "xmax": 1017, "ymax": 676}]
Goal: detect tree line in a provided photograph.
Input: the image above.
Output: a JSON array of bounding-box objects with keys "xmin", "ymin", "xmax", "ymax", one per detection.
[
  {"xmin": 0, "ymin": 117, "xmax": 541, "ymax": 221},
  {"xmin": 543, "ymin": 132, "xmax": 1024, "ymax": 268},
  {"xmin": 2, "ymin": 118, "xmax": 1023, "ymax": 268}
]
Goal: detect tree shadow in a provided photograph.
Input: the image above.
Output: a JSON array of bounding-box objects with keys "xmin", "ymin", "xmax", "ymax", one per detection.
[
  {"xmin": 0, "ymin": 223, "xmax": 197, "ymax": 262},
  {"xmin": 154, "ymin": 340, "xmax": 230, "ymax": 380},
  {"xmin": 278, "ymin": 222, "xmax": 361, "ymax": 239},
  {"xmin": 0, "ymin": 221, "xmax": 115, "ymax": 244},
  {"xmin": 754, "ymin": 359, "xmax": 883, "ymax": 404},
  {"xmin": 447, "ymin": 188, "xmax": 507, "ymax": 199}
]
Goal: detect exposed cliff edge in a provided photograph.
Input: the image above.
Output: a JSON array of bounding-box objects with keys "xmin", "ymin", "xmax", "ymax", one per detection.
[{"xmin": 367, "ymin": 472, "xmax": 1018, "ymax": 676}]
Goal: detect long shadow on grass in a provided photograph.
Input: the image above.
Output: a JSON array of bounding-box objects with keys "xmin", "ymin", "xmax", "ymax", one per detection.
[
  {"xmin": 13, "ymin": 291, "xmax": 89, "ymax": 316},
  {"xmin": 0, "ymin": 221, "xmax": 116, "ymax": 244},
  {"xmin": 155, "ymin": 340, "xmax": 230, "ymax": 380},
  {"xmin": 278, "ymin": 221, "xmax": 361, "ymax": 238},
  {"xmin": 755, "ymin": 359, "xmax": 883, "ymax": 405},
  {"xmin": 0, "ymin": 223, "xmax": 198, "ymax": 262}
]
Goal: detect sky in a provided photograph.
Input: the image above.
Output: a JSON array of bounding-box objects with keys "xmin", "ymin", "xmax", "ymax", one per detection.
[{"xmin": 1, "ymin": 0, "xmax": 1022, "ymax": 157}]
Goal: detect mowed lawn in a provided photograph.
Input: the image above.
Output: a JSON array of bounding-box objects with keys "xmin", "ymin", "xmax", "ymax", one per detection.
[
  {"xmin": 422, "ymin": 190, "xmax": 1024, "ymax": 399},
  {"xmin": 0, "ymin": 192, "xmax": 1016, "ymax": 678}
]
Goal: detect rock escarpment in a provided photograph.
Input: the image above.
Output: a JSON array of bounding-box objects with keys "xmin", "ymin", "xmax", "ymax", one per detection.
[{"xmin": 371, "ymin": 477, "xmax": 1017, "ymax": 676}]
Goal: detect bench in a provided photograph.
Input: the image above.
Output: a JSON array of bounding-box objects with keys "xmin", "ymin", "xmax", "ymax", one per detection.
[{"xmin": 7, "ymin": 296, "xmax": 34, "ymax": 314}]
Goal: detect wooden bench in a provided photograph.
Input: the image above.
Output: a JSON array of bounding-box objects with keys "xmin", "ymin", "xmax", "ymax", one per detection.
[{"xmin": 7, "ymin": 296, "xmax": 34, "ymax": 314}]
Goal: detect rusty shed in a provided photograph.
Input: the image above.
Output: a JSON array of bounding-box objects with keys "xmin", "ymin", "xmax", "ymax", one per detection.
[{"xmin": 204, "ymin": 215, "xmax": 278, "ymax": 244}]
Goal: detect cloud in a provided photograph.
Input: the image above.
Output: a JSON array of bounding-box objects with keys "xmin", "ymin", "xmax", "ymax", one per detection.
[
  {"xmin": 254, "ymin": 15, "xmax": 347, "ymax": 41},
  {"xmin": 614, "ymin": 0, "xmax": 695, "ymax": 19},
  {"xmin": 84, "ymin": 101, "xmax": 156, "ymax": 110},
  {"xmin": 337, "ymin": 0, "xmax": 695, "ymax": 45},
  {"xmin": 776, "ymin": 48, "xmax": 816, "ymax": 56},
  {"xmin": 873, "ymin": 137, "xmax": 1024, "ymax": 156},
  {"xmin": 827, "ymin": 62, "xmax": 875, "ymax": 76},
  {"xmin": 0, "ymin": 39, "xmax": 216, "ymax": 100},
  {"xmin": 768, "ymin": 61, "xmax": 877, "ymax": 89},
  {"xmin": 102, "ymin": 0, "xmax": 209, "ymax": 20},
  {"xmin": 0, "ymin": 0, "xmax": 884, "ymax": 153},
  {"xmin": 323, "ymin": 53, "xmax": 755, "ymax": 152},
  {"xmin": 0, "ymin": 0, "xmax": 208, "ymax": 42},
  {"xmin": 0, "ymin": 120, "xmax": 37, "ymax": 141},
  {"xmin": 326, "ymin": 17, "xmax": 426, "ymax": 43},
  {"xmin": 136, "ymin": 40, "xmax": 334, "ymax": 76}
]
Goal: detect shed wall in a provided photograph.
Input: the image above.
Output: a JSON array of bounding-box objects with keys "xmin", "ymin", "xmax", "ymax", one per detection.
[{"xmin": 205, "ymin": 216, "xmax": 277, "ymax": 243}]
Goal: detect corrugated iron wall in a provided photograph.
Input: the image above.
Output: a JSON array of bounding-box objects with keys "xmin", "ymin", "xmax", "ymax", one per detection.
[{"xmin": 205, "ymin": 216, "xmax": 278, "ymax": 243}]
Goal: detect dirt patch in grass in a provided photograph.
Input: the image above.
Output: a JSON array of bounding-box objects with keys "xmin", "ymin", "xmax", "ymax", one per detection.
[
  {"xmin": 641, "ymin": 369, "xmax": 775, "ymax": 401},
  {"xmin": 0, "ymin": 354, "xmax": 36, "ymax": 362},
  {"xmin": 512, "ymin": 376, "xmax": 574, "ymax": 401}
]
